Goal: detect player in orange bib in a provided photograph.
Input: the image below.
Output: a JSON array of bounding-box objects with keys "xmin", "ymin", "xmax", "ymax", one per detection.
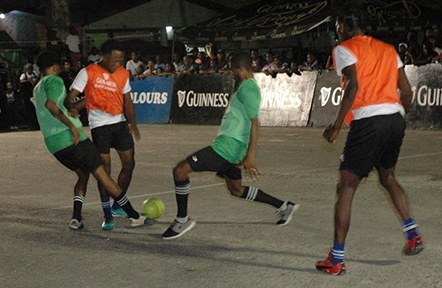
[
  {"xmin": 315, "ymin": 15, "xmax": 423, "ymax": 276},
  {"xmin": 65, "ymin": 40, "xmax": 140, "ymax": 230}
]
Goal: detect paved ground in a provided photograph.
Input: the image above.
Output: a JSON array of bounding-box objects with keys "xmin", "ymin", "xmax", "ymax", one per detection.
[{"xmin": 0, "ymin": 125, "xmax": 441, "ymax": 288}]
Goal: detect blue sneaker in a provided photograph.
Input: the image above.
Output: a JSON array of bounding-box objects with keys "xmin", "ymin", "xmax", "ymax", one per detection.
[
  {"xmin": 111, "ymin": 207, "xmax": 128, "ymax": 218},
  {"xmin": 102, "ymin": 217, "xmax": 114, "ymax": 231}
]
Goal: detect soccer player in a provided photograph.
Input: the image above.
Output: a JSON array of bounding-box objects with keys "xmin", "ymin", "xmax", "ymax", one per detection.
[
  {"xmin": 315, "ymin": 15, "xmax": 424, "ymax": 276},
  {"xmin": 162, "ymin": 52, "xmax": 299, "ymax": 240},
  {"xmin": 32, "ymin": 51, "xmax": 151, "ymax": 230},
  {"xmin": 65, "ymin": 40, "xmax": 140, "ymax": 230}
]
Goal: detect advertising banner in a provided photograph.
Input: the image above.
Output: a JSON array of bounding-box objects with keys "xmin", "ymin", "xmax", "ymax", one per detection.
[
  {"xmin": 170, "ymin": 74, "xmax": 235, "ymax": 125},
  {"xmin": 130, "ymin": 76, "xmax": 174, "ymax": 124},
  {"xmin": 255, "ymin": 72, "xmax": 318, "ymax": 126}
]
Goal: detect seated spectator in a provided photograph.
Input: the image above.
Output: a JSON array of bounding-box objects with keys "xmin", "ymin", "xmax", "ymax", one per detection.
[
  {"xmin": 159, "ymin": 63, "xmax": 175, "ymax": 76},
  {"xmin": 154, "ymin": 55, "xmax": 166, "ymax": 71},
  {"xmin": 200, "ymin": 58, "xmax": 217, "ymax": 74},
  {"xmin": 406, "ymin": 31, "xmax": 422, "ymax": 61},
  {"xmin": 139, "ymin": 60, "xmax": 156, "ymax": 78},
  {"xmin": 299, "ymin": 52, "xmax": 321, "ymax": 71},
  {"xmin": 87, "ymin": 47, "xmax": 102, "ymax": 63},
  {"xmin": 177, "ymin": 55, "xmax": 196, "ymax": 75},
  {"xmin": 325, "ymin": 55, "xmax": 335, "ymax": 70},
  {"xmin": 286, "ymin": 61, "xmax": 302, "ymax": 76},
  {"xmin": 135, "ymin": 66, "xmax": 145, "ymax": 79},
  {"xmin": 414, "ymin": 42, "xmax": 438, "ymax": 66},
  {"xmin": 219, "ymin": 53, "xmax": 233, "ymax": 73},
  {"xmin": 251, "ymin": 50, "xmax": 263, "ymax": 72},
  {"xmin": 261, "ymin": 52, "xmax": 278, "ymax": 73},
  {"xmin": 126, "ymin": 51, "xmax": 145, "ymax": 78}
]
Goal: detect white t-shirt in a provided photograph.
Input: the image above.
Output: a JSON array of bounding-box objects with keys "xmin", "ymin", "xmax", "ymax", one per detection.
[
  {"xmin": 70, "ymin": 68, "xmax": 131, "ymax": 129},
  {"xmin": 333, "ymin": 44, "xmax": 405, "ymax": 120},
  {"xmin": 126, "ymin": 60, "xmax": 145, "ymax": 76},
  {"xmin": 20, "ymin": 72, "xmax": 39, "ymax": 82},
  {"xmin": 66, "ymin": 34, "xmax": 80, "ymax": 53},
  {"xmin": 87, "ymin": 54, "xmax": 102, "ymax": 63}
]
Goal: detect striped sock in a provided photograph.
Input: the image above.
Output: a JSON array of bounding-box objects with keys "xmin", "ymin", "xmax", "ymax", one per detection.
[
  {"xmin": 403, "ymin": 218, "xmax": 418, "ymax": 240},
  {"xmin": 241, "ymin": 186, "xmax": 284, "ymax": 208},
  {"xmin": 100, "ymin": 196, "xmax": 112, "ymax": 219},
  {"xmin": 73, "ymin": 196, "xmax": 85, "ymax": 221},
  {"xmin": 115, "ymin": 190, "xmax": 139, "ymax": 219},
  {"xmin": 175, "ymin": 179, "xmax": 190, "ymax": 218},
  {"xmin": 331, "ymin": 242, "xmax": 345, "ymax": 265}
]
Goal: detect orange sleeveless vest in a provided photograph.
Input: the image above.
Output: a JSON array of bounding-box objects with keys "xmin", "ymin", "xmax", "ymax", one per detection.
[
  {"xmin": 333, "ymin": 35, "xmax": 402, "ymax": 125},
  {"xmin": 84, "ymin": 64, "xmax": 129, "ymax": 115}
]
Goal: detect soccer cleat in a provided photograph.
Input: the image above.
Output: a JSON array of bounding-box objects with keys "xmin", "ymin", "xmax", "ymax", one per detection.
[
  {"xmin": 315, "ymin": 251, "xmax": 346, "ymax": 276},
  {"xmin": 69, "ymin": 219, "xmax": 84, "ymax": 230},
  {"xmin": 102, "ymin": 217, "xmax": 114, "ymax": 231},
  {"xmin": 403, "ymin": 235, "xmax": 424, "ymax": 255},
  {"xmin": 111, "ymin": 207, "xmax": 128, "ymax": 218},
  {"xmin": 276, "ymin": 202, "xmax": 300, "ymax": 226},
  {"xmin": 162, "ymin": 219, "xmax": 196, "ymax": 240},
  {"xmin": 130, "ymin": 214, "xmax": 157, "ymax": 228}
]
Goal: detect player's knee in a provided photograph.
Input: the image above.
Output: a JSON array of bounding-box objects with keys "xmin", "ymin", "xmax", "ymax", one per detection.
[
  {"xmin": 228, "ymin": 185, "xmax": 243, "ymax": 197},
  {"xmin": 379, "ymin": 173, "xmax": 395, "ymax": 189},
  {"xmin": 122, "ymin": 158, "xmax": 135, "ymax": 172},
  {"xmin": 173, "ymin": 165, "xmax": 186, "ymax": 181}
]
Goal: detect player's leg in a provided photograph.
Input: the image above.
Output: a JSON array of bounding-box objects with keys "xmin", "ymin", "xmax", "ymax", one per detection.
[
  {"xmin": 224, "ymin": 168, "xmax": 299, "ymax": 226},
  {"xmin": 69, "ymin": 169, "xmax": 89, "ymax": 230},
  {"xmin": 377, "ymin": 113, "xmax": 423, "ymax": 255},
  {"xmin": 162, "ymin": 159, "xmax": 196, "ymax": 240},
  {"xmin": 97, "ymin": 153, "xmax": 115, "ymax": 229},
  {"xmin": 111, "ymin": 122, "xmax": 135, "ymax": 215}
]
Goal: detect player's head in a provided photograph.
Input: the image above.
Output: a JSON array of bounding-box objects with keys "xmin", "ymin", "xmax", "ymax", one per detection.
[
  {"xmin": 231, "ymin": 52, "xmax": 252, "ymax": 79},
  {"xmin": 36, "ymin": 51, "xmax": 61, "ymax": 76},
  {"xmin": 100, "ymin": 40, "xmax": 125, "ymax": 73},
  {"xmin": 335, "ymin": 14, "xmax": 361, "ymax": 42}
]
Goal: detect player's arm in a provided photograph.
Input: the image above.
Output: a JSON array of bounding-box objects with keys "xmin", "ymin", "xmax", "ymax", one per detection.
[
  {"xmin": 123, "ymin": 92, "xmax": 140, "ymax": 141},
  {"xmin": 323, "ymin": 64, "xmax": 358, "ymax": 143},
  {"xmin": 64, "ymin": 89, "xmax": 86, "ymax": 118},
  {"xmin": 45, "ymin": 99, "xmax": 80, "ymax": 145},
  {"xmin": 241, "ymin": 117, "xmax": 260, "ymax": 180},
  {"xmin": 397, "ymin": 67, "xmax": 412, "ymax": 114}
]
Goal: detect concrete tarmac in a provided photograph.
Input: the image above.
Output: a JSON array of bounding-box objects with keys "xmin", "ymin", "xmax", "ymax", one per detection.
[{"xmin": 0, "ymin": 125, "xmax": 441, "ymax": 288}]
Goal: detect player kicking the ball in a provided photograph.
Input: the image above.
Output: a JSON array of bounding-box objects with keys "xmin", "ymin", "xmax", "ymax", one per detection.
[
  {"xmin": 316, "ymin": 14, "xmax": 423, "ymax": 276},
  {"xmin": 162, "ymin": 52, "xmax": 299, "ymax": 240},
  {"xmin": 32, "ymin": 51, "xmax": 152, "ymax": 230}
]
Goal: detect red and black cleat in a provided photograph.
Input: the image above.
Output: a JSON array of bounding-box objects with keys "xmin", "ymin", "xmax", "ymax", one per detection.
[
  {"xmin": 403, "ymin": 235, "xmax": 424, "ymax": 256},
  {"xmin": 315, "ymin": 251, "xmax": 346, "ymax": 276}
]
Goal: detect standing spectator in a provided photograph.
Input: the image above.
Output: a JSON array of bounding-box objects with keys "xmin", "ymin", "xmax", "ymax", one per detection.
[
  {"xmin": 59, "ymin": 60, "xmax": 75, "ymax": 91},
  {"xmin": 66, "ymin": 26, "xmax": 81, "ymax": 68},
  {"xmin": 215, "ymin": 50, "xmax": 227, "ymax": 72},
  {"xmin": 423, "ymin": 26, "xmax": 436, "ymax": 44},
  {"xmin": 251, "ymin": 50, "xmax": 263, "ymax": 72},
  {"xmin": 126, "ymin": 52, "xmax": 145, "ymax": 78},
  {"xmin": 158, "ymin": 63, "xmax": 175, "ymax": 76},
  {"xmin": 173, "ymin": 52, "xmax": 184, "ymax": 72},
  {"xmin": 47, "ymin": 29, "xmax": 64, "ymax": 55},
  {"xmin": 413, "ymin": 42, "xmax": 438, "ymax": 66},
  {"xmin": 87, "ymin": 47, "xmax": 102, "ymax": 63},
  {"xmin": 398, "ymin": 43, "xmax": 408, "ymax": 63},
  {"xmin": 20, "ymin": 63, "xmax": 39, "ymax": 130},
  {"xmin": 299, "ymin": 52, "xmax": 321, "ymax": 71},
  {"xmin": 154, "ymin": 55, "xmax": 166, "ymax": 71},
  {"xmin": 406, "ymin": 31, "xmax": 422, "ymax": 62},
  {"xmin": 177, "ymin": 55, "xmax": 196, "ymax": 74},
  {"xmin": 1, "ymin": 82, "xmax": 18, "ymax": 130}
]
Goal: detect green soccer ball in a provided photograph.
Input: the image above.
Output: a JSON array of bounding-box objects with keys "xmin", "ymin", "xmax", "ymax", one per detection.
[{"xmin": 142, "ymin": 198, "xmax": 165, "ymax": 219}]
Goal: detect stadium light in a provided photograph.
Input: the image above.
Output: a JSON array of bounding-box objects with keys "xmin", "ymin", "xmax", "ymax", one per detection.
[
  {"xmin": 0, "ymin": 13, "xmax": 5, "ymax": 19},
  {"xmin": 166, "ymin": 26, "xmax": 173, "ymax": 32}
]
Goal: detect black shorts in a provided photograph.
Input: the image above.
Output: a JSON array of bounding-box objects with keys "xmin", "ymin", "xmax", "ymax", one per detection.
[
  {"xmin": 91, "ymin": 121, "xmax": 134, "ymax": 154},
  {"xmin": 340, "ymin": 113, "xmax": 406, "ymax": 179},
  {"xmin": 54, "ymin": 139, "xmax": 103, "ymax": 174},
  {"xmin": 186, "ymin": 146, "xmax": 242, "ymax": 180}
]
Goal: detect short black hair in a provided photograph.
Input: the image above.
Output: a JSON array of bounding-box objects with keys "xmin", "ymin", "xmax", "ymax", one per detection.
[
  {"xmin": 36, "ymin": 51, "xmax": 59, "ymax": 72},
  {"xmin": 231, "ymin": 52, "xmax": 252, "ymax": 70},
  {"xmin": 336, "ymin": 14, "xmax": 361, "ymax": 31},
  {"xmin": 100, "ymin": 40, "xmax": 124, "ymax": 56}
]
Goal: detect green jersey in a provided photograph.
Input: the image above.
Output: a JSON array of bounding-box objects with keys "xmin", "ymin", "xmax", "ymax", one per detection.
[
  {"xmin": 33, "ymin": 75, "xmax": 87, "ymax": 154},
  {"xmin": 212, "ymin": 78, "xmax": 261, "ymax": 164}
]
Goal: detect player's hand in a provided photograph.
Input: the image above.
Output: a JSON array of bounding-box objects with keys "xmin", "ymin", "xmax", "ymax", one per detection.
[
  {"xmin": 323, "ymin": 124, "xmax": 340, "ymax": 144},
  {"xmin": 240, "ymin": 155, "xmax": 260, "ymax": 181},
  {"xmin": 68, "ymin": 107, "xmax": 80, "ymax": 118},
  {"xmin": 70, "ymin": 127, "xmax": 80, "ymax": 145},
  {"xmin": 130, "ymin": 124, "xmax": 141, "ymax": 141}
]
